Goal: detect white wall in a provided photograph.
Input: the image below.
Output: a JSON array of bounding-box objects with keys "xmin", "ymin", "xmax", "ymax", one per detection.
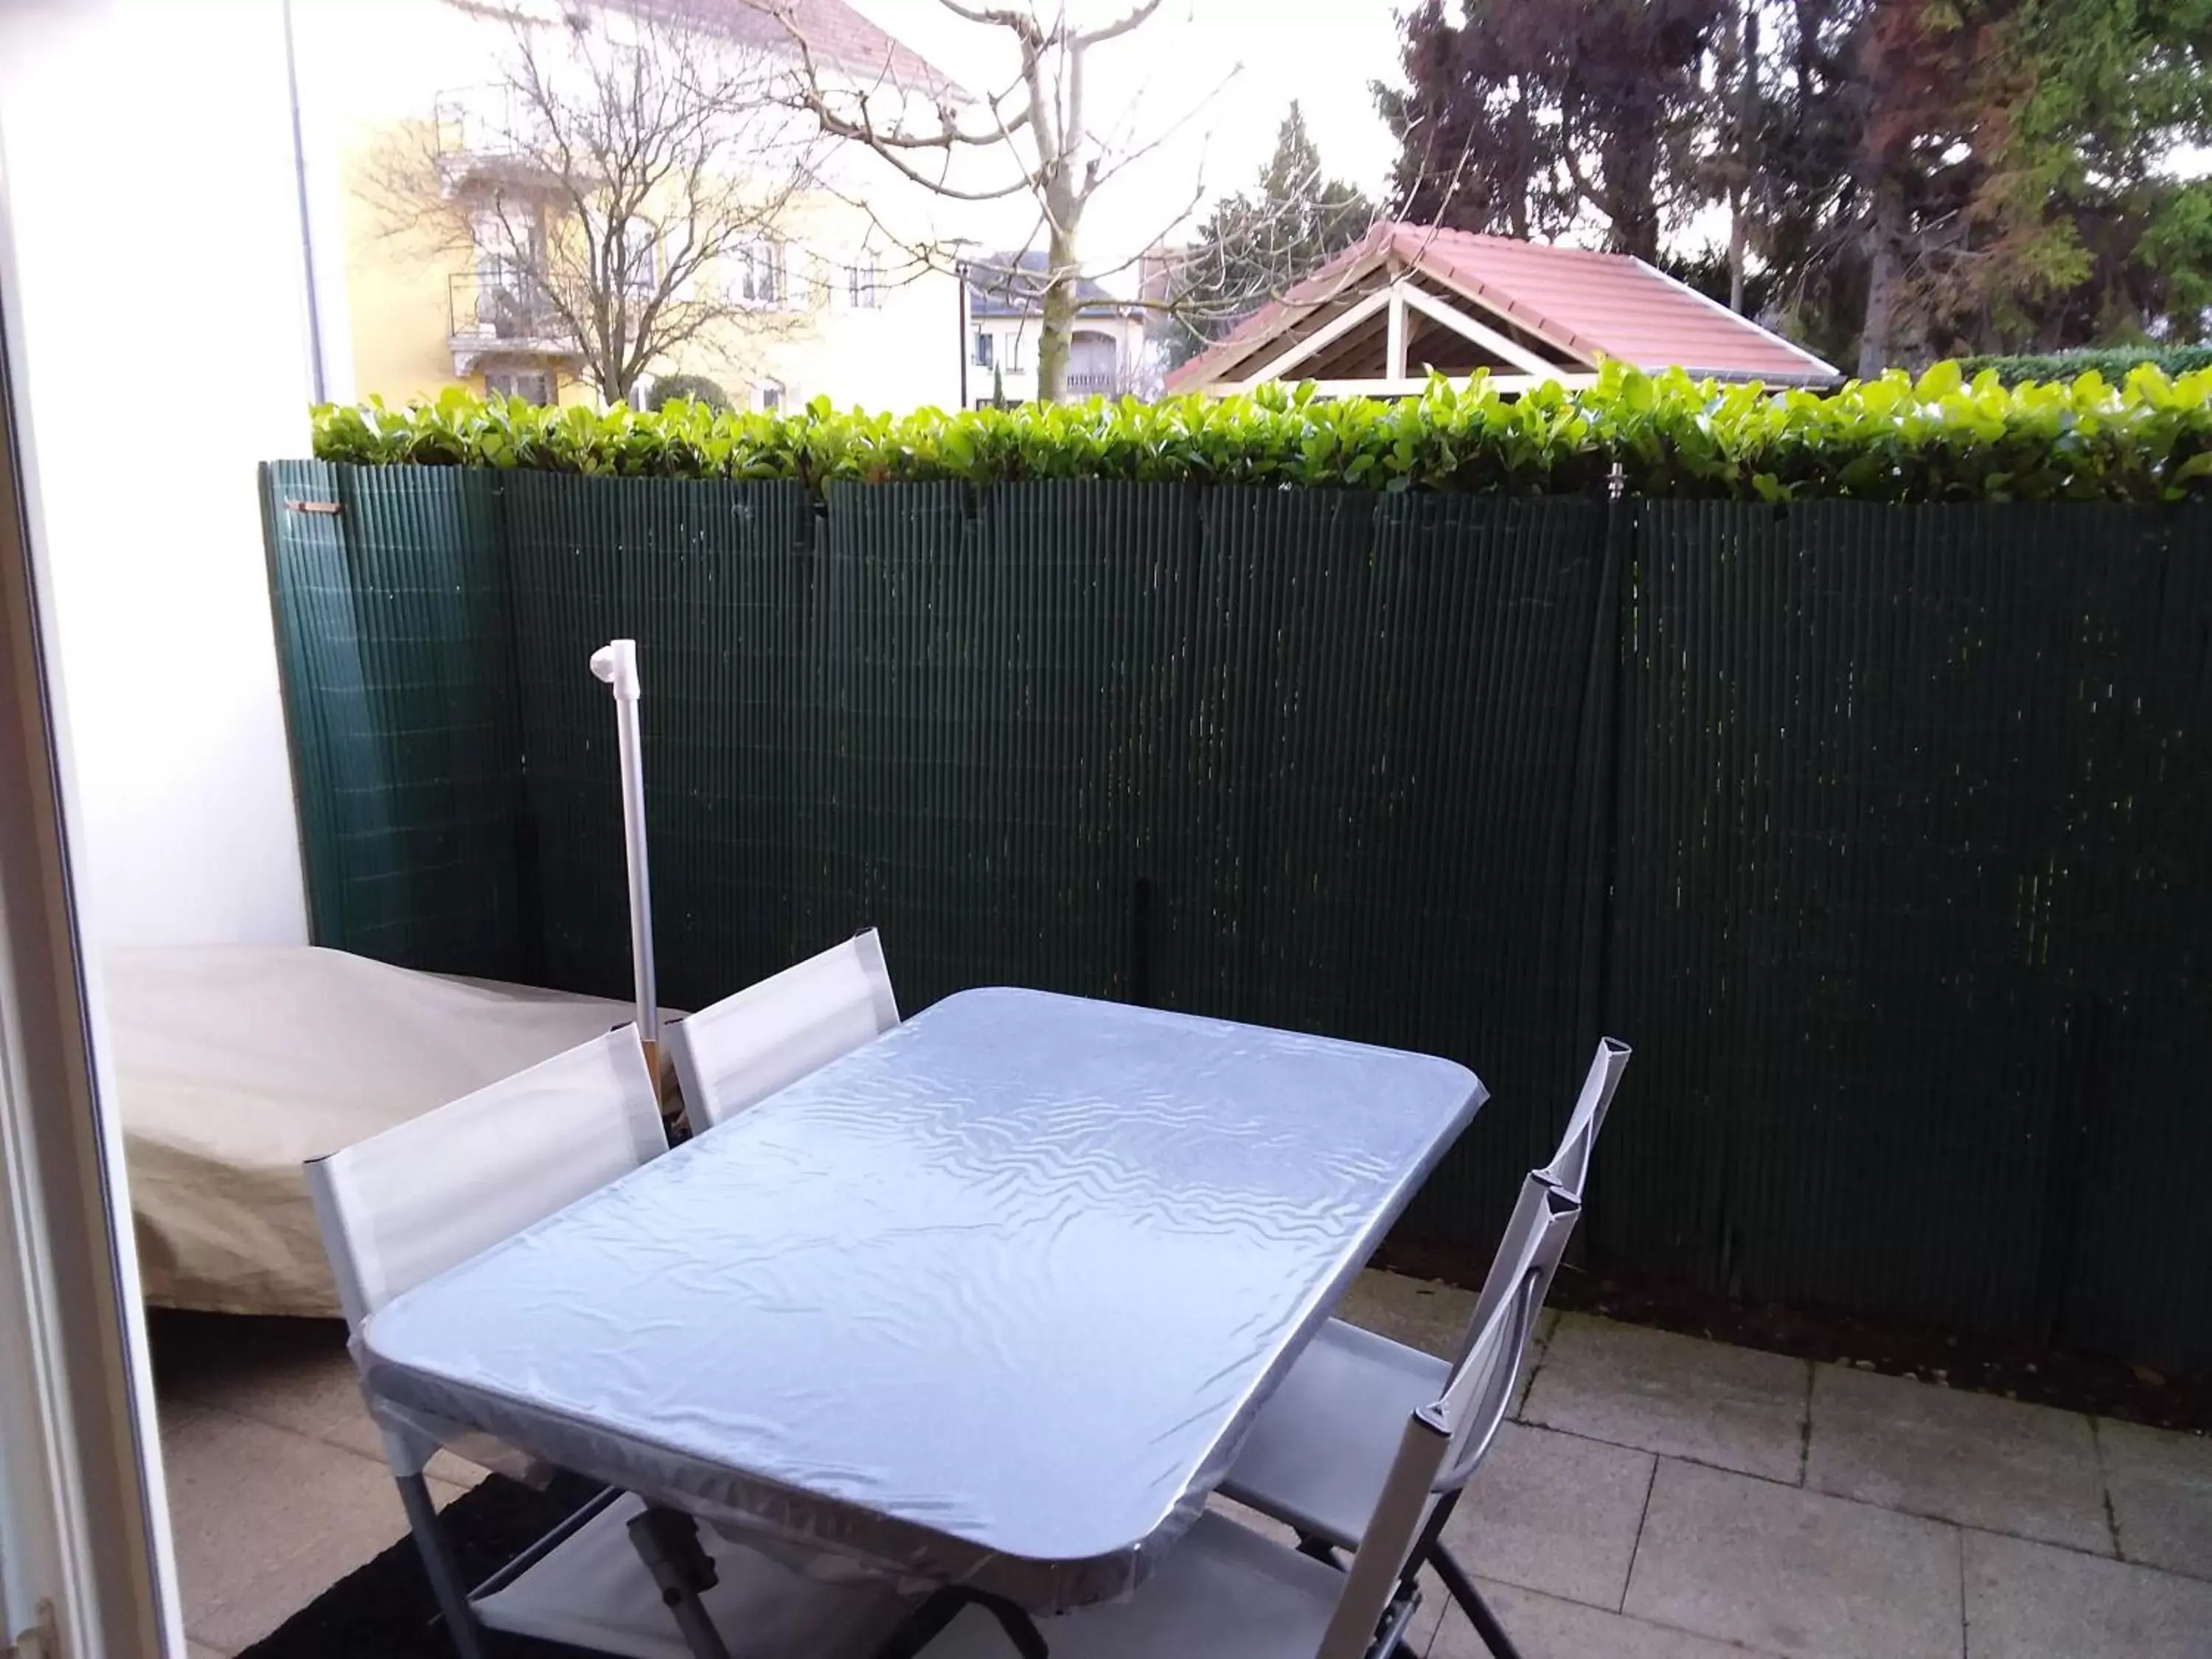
[
  {"xmin": 971, "ymin": 310, "xmax": 1148, "ymax": 405},
  {"xmin": 0, "ymin": 0, "xmax": 314, "ymax": 947}
]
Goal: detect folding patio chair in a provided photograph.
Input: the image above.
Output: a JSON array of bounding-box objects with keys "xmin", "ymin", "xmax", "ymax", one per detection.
[
  {"xmin": 893, "ymin": 1181, "xmax": 1585, "ymax": 1659},
  {"xmin": 306, "ymin": 1026, "xmax": 904, "ymax": 1659},
  {"xmin": 1533, "ymin": 1037, "xmax": 1632, "ymax": 1204},
  {"xmin": 667, "ymin": 927, "xmax": 900, "ymax": 1134},
  {"xmin": 1211, "ymin": 1039, "xmax": 1630, "ymax": 1659}
]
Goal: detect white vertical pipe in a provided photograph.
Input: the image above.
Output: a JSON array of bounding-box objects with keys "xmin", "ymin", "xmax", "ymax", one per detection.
[{"xmin": 588, "ymin": 640, "xmax": 658, "ymax": 1048}]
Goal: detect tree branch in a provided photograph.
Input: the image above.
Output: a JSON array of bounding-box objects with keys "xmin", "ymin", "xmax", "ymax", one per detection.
[{"xmin": 1073, "ymin": 0, "xmax": 1164, "ymax": 49}]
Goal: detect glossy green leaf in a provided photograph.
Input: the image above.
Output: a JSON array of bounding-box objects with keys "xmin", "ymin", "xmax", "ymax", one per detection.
[{"xmin": 310, "ymin": 366, "xmax": 2212, "ymax": 505}]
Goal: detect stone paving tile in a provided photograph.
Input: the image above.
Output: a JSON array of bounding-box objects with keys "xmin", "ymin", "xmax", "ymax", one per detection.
[
  {"xmin": 1807, "ymin": 1363, "xmax": 2109, "ymax": 1554},
  {"xmin": 1522, "ymin": 1314, "xmax": 1810, "ymax": 1484},
  {"xmin": 1963, "ymin": 1527, "xmax": 2212, "ymax": 1658},
  {"xmin": 2097, "ymin": 1418, "xmax": 2212, "ymax": 1581},
  {"xmin": 1338, "ymin": 1270, "xmax": 1480, "ymax": 1359},
  {"xmin": 156, "ymin": 1307, "xmax": 484, "ymax": 1489},
  {"xmin": 1624, "ymin": 1458, "xmax": 1964, "ymax": 1659},
  {"xmin": 158, "ymin": 1399, "xmax": 464, "ymax": 1654},
  {"xmin": 1425, "ymin": 1576, "xmax": 1785, "ymax": 1658},
  {"xmin": 1336, "ymin": 1270, "xmax": 1553, "ymax": 1412},
  {"xmin": 1204, "ymin": 1491, "xmax": 1299, "ymax": 1548},
  {"xmin": 1438, "ymin": 1422, "xmax": 1655, "ymax": 1610},
  {"xmin": 156, "ymin": 1293, "xmax": 2209, "ymax": 1659}
]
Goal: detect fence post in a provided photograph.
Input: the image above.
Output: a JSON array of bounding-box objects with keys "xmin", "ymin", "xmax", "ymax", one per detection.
[
  {"xmin": 1131, "ymin": 876, "xmax": 1155, "ymax": 1008},
  {"xmin": 2037, "ymin": 996, "xmax": 2108, "ymax": 1347},
  {"xmin": 1559, "ymin": 470, "xmax": 1633, "ymax": 1255}
]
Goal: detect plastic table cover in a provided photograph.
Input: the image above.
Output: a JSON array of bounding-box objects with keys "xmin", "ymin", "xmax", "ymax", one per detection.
[{"xmin": 358, "ymin": 987, "xmax": 1484, "ymax": 1612}]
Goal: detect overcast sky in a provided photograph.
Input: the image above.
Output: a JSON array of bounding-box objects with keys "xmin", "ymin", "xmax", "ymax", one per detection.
[{"xmin": 848, "ymin": 0, "xmax": 1408, "ymax": 279}]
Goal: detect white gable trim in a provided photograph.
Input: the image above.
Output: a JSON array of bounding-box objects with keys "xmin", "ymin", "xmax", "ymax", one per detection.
[
  {"xmin": 1271, "ymin": 373, "xmax": 1602, "ymax": 398},
  {"xmin": 1215, "ymin": 275, "xmax": 1585, "ymax": 393},
  {"xmin": 1234, "ymin": 286, "xmax": 1396, "ymax": 386},
  {"xmin": 1397, "ymin": 282, "xmax": 1571, "ymax": 378}
]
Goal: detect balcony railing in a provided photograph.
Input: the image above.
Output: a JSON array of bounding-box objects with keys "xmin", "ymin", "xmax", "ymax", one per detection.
[
  {"xmin": 433, "ymin": 85, "xmax": 557, "ymax": 191},
  {"xmin": 435, "ymin": 85, "xmax": 540, "ymax": 158},
  {"xmin": 1065, "ymin": 371, "xmax": 1124, "ymax": 396},
  {"xmin": 449, "ymin": 272, "xmax": 574, "ymax": 351}
]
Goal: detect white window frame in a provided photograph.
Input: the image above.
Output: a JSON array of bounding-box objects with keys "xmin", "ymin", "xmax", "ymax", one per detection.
[
  {"xmin": 846, "ymin": 257, "xmax": 880, "ymax": 310},
  {"xmin": 470, "ymin": 201, "xmax": 541, "ymax": 287},
  {"xmin": 619, "ymin": 216, "xmax": 658, "ymax": 305},
  {"xmin": 0, "ymin": 212, "xmax": 181, "ymax": 1659},
  {"xmin": 755, "ymin": 378, "xmax": 786, "ymax": 412},
  {"xmin": 736, "ymin": 237, "xmax": 789, "ymax": 310},
  {"xmin": 484, "ymin": 367, "xmax": 554, "ymax": 406}
]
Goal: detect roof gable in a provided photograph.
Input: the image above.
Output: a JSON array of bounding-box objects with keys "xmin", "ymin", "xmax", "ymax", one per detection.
[
  {"xmin": 1166, "ymin": 223, "xmax": 1837, "ymax": 393},
  {"xmin": 967, "ymin": 252, "xmax": 1130, "ymax": 319},
  {"xmin": 626, "ymin": 0, "xmax": 966, "ymax": 99}
]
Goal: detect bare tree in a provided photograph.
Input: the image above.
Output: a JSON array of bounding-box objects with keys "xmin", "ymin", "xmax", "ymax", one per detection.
[
  {"xmin": 364, "ymin": 10, "xmax": 823, "ymax": 404},
  {"xmin": 1147, "ymin": 102, "xmax": 1377, "ymax": 369},
  {"xmin": 774, "ymin": 0, "xmax": 1195, "ymax": 403}
]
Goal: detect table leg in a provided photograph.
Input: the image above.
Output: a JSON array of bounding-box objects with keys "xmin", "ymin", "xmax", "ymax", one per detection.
[
  {"xmin": 626, "ymin": 1504, "xmax": 735, "ymax": 1659},
  {"xmin": 871, "ymin": 1585, "xmax": 1049, "ymax": 1659},
  {"xmin": 394, "ymin": 1473, "xmax": 487, "ymax": 1659},
  {"xmin": 1372, "ymin": 1578, "xmax": 1426, "ymax": 1658},
  {"xmin": 1295, "ymin": 1530, "xmax": 1343, "ymax": 1566},
  {"xmin": 1428, "ymin": 1544, "xmax": 1523, "ymax": 1659}
]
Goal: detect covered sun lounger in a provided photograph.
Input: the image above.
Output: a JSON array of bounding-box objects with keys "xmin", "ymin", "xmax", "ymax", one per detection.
[{"xmin": 107, "ymin": 945, "xmax": 652, "ymax": 1318}]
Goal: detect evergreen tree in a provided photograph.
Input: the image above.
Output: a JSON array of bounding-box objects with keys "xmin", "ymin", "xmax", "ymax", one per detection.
[
  {"xmin": 1376, "ymin": 0, "xmax": 1722, "ymax": 261},
  {"xmin": 1378, "ymin": 0, "xmax": 2212, "ymax": 373},
  {"xmin": 1159, "ymin": 104, "xmax": 1376, "ymax": 367}
]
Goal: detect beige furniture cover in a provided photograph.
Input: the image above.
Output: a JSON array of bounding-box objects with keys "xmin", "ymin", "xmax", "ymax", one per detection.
[{"xmin": 107, "ymin": 945, "xmax": 644, "ymax": 1318}]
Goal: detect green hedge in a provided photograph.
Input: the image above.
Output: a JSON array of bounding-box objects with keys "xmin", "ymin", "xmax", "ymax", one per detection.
[
  {"xmin": 643, "ymin": 372, "xmax": 732, "ymax": 412},
  {"xmin": 312, "ymin": 362, "xmax": 2212, "ymax": 504},
  {"xmin": 1955, "ymin": 346, "xmax": 2212, "ymax": 386}
]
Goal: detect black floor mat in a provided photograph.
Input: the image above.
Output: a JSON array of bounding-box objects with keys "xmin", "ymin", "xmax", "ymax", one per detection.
[{"xmin": 237, "ymin": 1473, "xmax": 608, "ymax": 1658}]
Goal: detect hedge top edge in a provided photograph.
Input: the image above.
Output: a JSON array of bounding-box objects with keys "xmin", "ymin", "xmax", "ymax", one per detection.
[{"xmin": 310, "ymin": 361, "xmax": 2212, "ymax": 504}]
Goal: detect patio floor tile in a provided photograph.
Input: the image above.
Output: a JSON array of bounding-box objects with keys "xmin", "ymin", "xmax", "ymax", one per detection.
[
  {"xmin": 1335, "ymin": 1270, "xmax": 1551, "ymax": 1410},
  {"xmin": 1338, "ymin": 1269, "xmax": 1479, "ymax": 1358},
  {"xmin": 2097, "ymin": 1419, "xmax": 2212, "ymax": 1581},
  {"xmin": 1624, "ymin": 1458, "xmax": 1964, "ymax": 1659},
  {"xmin": 1426, "ymin": 1576, "xmax": 1784, "ymax": 1658},
  {"xmin": 1964, "ymin": 1528, "xmax": 2212, "ymax": 1658},
  {"xmin": 1204, "ymin": 1491, "xmax": 1298, "ymax": 1548},
  {"xmin": 154, "ymin": 1307, "xmax": 484, "ymax": 1489},
  {"xmin": 1806, "ymin": 1363, "xmax": 2109, "ymax": 1553},
  {"xmin": 1438, "ymin": 1422, "xmax": 1655, "ymax": 1609},
  {"xmin": 1521, "ymin": 1314, "xmax": 1810, "ymax": 1483},
  {"xmin": 158, "ymin": 1399, "xmax": 463, "ymax": 1653}
]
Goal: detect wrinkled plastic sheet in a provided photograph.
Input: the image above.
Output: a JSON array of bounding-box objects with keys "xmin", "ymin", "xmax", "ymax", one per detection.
[{"xmin": 359, "ymin": 987, "xmax": 1484, "ymax": 1611}]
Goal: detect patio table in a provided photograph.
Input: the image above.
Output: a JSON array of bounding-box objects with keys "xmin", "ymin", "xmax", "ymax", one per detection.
[{"xmin": 357, "ymin": 986, "xmax": 1484, "ymax": 1613}]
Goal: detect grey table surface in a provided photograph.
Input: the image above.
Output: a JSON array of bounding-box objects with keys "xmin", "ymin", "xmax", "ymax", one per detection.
[{"xmin": 360, "ymin": 987, "xmax": 1485, "ymax": 1610}]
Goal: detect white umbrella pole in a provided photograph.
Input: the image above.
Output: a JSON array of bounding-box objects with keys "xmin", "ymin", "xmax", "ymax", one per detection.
[{"xmin": 589, "ymin": 639, "xmax": 660, "ymax": 1080}]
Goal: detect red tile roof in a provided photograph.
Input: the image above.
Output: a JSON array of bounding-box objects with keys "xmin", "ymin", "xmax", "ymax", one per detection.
[
  {"xmin": 635, "ymin": 0, "xmax": 966, "ymax": 99},
  {"xmin": 1166, "ymin": 222, "xmax": 1837, "ymax": 393}
]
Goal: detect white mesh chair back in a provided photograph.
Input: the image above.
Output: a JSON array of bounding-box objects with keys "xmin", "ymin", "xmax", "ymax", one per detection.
[
  {"xmin": 1535, "ymin": 1037, "xmax": 1632, "ymax": 1203},
  {"xmin": 1312, "ymin": 1175, "xmax": 1582, "ymax": 1659},
  {"xmin": 668, "ymin": 928, "xmax": 900, "ymax": 1133},
  {"xmin": 305, "ymin": 1025, "xmax": 666, "ymax": 1330}
]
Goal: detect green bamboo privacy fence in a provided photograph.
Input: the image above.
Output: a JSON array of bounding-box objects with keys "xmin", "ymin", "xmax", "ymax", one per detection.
[{"xmin": 258, "ymin": 459, "xmax": 2212, "ymax": 1374}]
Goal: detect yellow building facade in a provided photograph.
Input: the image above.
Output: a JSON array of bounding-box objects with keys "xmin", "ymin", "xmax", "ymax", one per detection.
[{"xmin": 308, "ymin": 0, "xmax": 970, "ymax": 414}]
